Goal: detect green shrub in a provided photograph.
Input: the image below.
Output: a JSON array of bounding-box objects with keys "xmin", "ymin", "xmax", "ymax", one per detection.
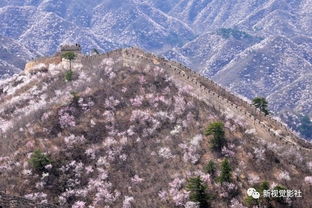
[
  {"xmin": 272, "ymin": 185, "xmax": 287, "ymax": 203},
  {"xmin": 204, "ymin": 160, "xmax": 216, "ymax": 177},
  {"xmin": 244, "ymin": 195, "xmax": 258, "ymax": 207},
  {"xmin": 259, "ymin": 181, "xmax": 270, "ymax": 192},
  {"xmin": 217, "ymin": 28, "xmax": 252, "ymax": 40},
  {"xmin": 29, "ymin": 149, "xmax": 51, "ymax": 172},
  {"xmin": 186, "ymin": 176, "xmax": 210, "ymax": 208},
  {"xmin": 204, "ymin": 122, "xmax": 226, "ymax": 152},
  {"xmin": 64, "ymin": 70, "xmax": 73, "ymax": 82},
  {"xmin": 219, "ymin": 159, "xmax": 232, "ymax": 183}
]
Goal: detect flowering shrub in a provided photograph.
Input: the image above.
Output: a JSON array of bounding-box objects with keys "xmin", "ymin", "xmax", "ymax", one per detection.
[
  {"xmin": 170, "ymin": 125, "xmax": 182, "ymax": 135},
  {"xmin": 158, "ymin": 191, "xmax": 168, "ymax": 201},
  {"xmin": 85, "ymin": 148, "xmax": 96, "ymax": 159},
  {"xmin": 278, "ymin": 171, "xmax": 290, "ymax": 181},
  {"xmin": 158, "ymin": 147, "xmax": 174, "ymax": 159},
  {"xmin": 122, "ymin": 196, "xmax": 134, "ymax": 208},
  {"xmin": 64, "ymin": 134, "xmax": 86, "ymax": 147},
  {"xmin": 130, "ymin": 110, "xmax": 150, "ymax": 123},
  {"xmin": 253, "ymin": 147, "xmax": 265, "ymax": 161},
  {"xmin": 179, "ymin": 143, "xmax": 200, "ymax": 164},
  {"xmin": 193, "ymin": 171, "xmax": 211, "ymax": 184},
  {"xmin": 130, "ymin": 95, "xmax": 144, "ymax": 107},
  {"xmin": 78, "ymin": 97, "xmax": 95, "ymax": 111},
  {"xmin": 245, "ymin": 129, "xmax": 256, "ymax": 135},
  {"xmin": 168, "ymin": 178, "xmax": 189, "ymax": 206},
  {"xmin": 24, "ymin": 192, "xmax": 47, "ymax": 202},
  {"xmin": 131, "ymin": 175, "xmax": 144, "ymax": 184},
  {"xmin": 174, "ymin": 96, "xmax": 186, "ymax": 115},
  {"xmin": 72, "ymin": 201, "xmax": 86, "ymax": 208},
  {"xmin": 221, "ymin": 146, "xmax": 235, "ymax": 157},
  {"xmin": 220, "ymin": 182, "xmax": 238, "ymax": 198},
  {"xmin": 230, "ymin": 198, "xmax": 247, "ymax": 208},
  {"xmin": 59, "ymin": 107, "xmax": 76, "ymax": 128},
  {"xmin": 185, "ymin": 201, "xmax": 200, "ymax": 208},
  {"xmin": 139, "ymin": 75, "xmax": 146, "ymax": 84},
  {"xmin": 88, "ymin": 175, "xmax": 120, "ymax": 205},
  {"xmin": 304, "ymin": 176, "xmax": 312, "ymax": 185},
  {"xmin": 105, "ymin": 96, "xmax": 120, "ymax": 109}
]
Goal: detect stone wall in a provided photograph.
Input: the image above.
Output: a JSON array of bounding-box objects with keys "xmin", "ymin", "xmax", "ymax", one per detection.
[
  {"xmin": 24, "ymin": 56, "xmax": 62, "ymax": 73},
  {"xmin": 24, "ymin": 47, "xmax": 312, "ymax": 152},
  {"xmin": 81, "ymin": 48, "xmax": 312, "ymax": 152}
]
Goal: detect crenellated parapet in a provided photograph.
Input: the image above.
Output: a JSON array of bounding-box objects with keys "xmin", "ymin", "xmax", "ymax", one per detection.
[{"xmin": 81, "ymin": 47, "xmax": 311, "ymax": 151}]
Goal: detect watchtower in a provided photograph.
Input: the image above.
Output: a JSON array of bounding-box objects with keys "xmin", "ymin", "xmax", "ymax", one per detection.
[{"xmin": 60, "ymin": 43, "xmax": 81, "ymax": 55}]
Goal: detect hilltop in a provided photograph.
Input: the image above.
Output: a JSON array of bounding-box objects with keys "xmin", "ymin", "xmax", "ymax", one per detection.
[
  {"xmin": 0, "ymin": 0, "xmax": 311, "ymax": 140},
  {"xmin": 0, "ymin": 48, "xmax": 311, "ymax": 208}
]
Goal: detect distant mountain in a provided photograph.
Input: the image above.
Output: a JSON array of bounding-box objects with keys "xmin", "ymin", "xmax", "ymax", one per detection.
[
  {"xmin": 91, "ymin": 0, "xmax": 195, "ymax": 52},
  {"xmin": 165, "ymin": 29, "xmax": 263, "ymax": 76},
  {"xmin": 0, "ymin": 0, "xmax": 311, "ymax": 139},
  {"xmin": 0, "ymin": 35, "xmax": 36, "ymax": 79}
]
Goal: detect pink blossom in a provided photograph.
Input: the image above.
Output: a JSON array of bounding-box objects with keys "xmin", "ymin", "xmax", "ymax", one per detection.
[
  {"xmin": 139, "ymin": 75, "xmax": 146, "ymax": 84},
  {"xmin": 222, "ymin": 146, "xmax": 235, "ymax": 157},
  {"xmin": 158, "ymin": 191, "xmax": 168, "ymax": 201},
  {"xmin": 131, "ymin": 175, "xmax": 144, "ymax": 184},
  {"xmin": 122, "ymin": 196, "xmax": 134, "ymax": 208},
  {"xmin": 72, "ymin": 201, "xmax": 86, "ymax": 208},
  {"xmin": 130, "ymin": 95, "xmax": 144, "ymax": 107},
  {"xmin": 185, "ymin": 201, "xmax": 200, "ymax": 208},
  {"xmin": 105, "ymin": 96, "xmax": 120, "ymax": 109},
  {"xmin": 85, "ymin": 166, "xmax": 94, "ymax": 174},
  {"xmin": 121, "ymin": 87, "xmax": 127, "ymax": 93},
  {"xmin": 169, "ymin": 178, "xmax": 185, "ymax": 190},
  {"xmin": 59, "ymin": 107, "xmax": 76, "ymax": 128},
  {"xmin": 64, "ymin": 134, "xmax": 86, "ymax": 147},
  {"xmin": 78, "ymin": 97, "xmax": 95, "ymax": 111},
  {"xmin": 304, "ymin": 176, "xmax": 312, "ymax": 185}
]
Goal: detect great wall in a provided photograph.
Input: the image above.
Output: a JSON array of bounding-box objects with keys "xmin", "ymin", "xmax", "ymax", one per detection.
[
  {"xmin": 23, "ymin": 47, "xmax": 312, "ymax": 152},
  {"xmin": 1, "ymin": 47, "xmax": 311, "ymax": 207},
  {"xmin": 78, "ymin": 48, "xmax": 312, "ymax": 151}
]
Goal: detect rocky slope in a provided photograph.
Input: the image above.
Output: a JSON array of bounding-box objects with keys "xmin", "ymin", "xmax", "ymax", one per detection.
[{"xmin": 0, "ymin": 48, "xmax": 311, "ymax": 208}]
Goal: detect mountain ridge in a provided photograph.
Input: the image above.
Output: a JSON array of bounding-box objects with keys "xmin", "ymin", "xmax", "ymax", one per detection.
[{"xmin": 0, "ymin": 47, "xmax": 311, "ymax": 207}]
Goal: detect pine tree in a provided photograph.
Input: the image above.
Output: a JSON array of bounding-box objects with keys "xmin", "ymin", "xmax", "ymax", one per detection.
[
  {"xmin": 252, "ymin": 97, "xmax": 269, "ymax": 115},
  {"xmin": 29, "ymin": 149, "xmax": 51, "ymax": 172},
  {"xmin": 62, "ymin": 52, "xmax": 76, "ymax": 71},
  {"xmin": 204, "ymin": 160, "xmax": 216, "ymax": 177},
  {"xmin": 186, "ymin": 176, "xmax": 210, "ymax": 208},
  {"xmin": 219, "ymin": 159, "xmax": 232, "ymax": 183},
  {"xmin": 204, "ymin": 122, "xmax": 226, "ymax": 152}
]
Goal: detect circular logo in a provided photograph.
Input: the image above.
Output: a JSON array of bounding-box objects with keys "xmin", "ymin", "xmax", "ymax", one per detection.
[
  {"xmin": 252, "ymin": 191, "xmax": 260, "ymax": 199},
  {"xmin": 247, "ymin": 188, "xmax": 256, "ymax": 196}
]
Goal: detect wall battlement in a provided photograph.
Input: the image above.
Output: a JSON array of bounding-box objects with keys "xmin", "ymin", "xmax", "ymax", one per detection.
[
  {"xmin": 81, "ymin": 47, "xmax": 311, "ymax": 151},
  {"xmin": 24, "ymin": 47, "xmax": 311, "ymax": 151}
]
